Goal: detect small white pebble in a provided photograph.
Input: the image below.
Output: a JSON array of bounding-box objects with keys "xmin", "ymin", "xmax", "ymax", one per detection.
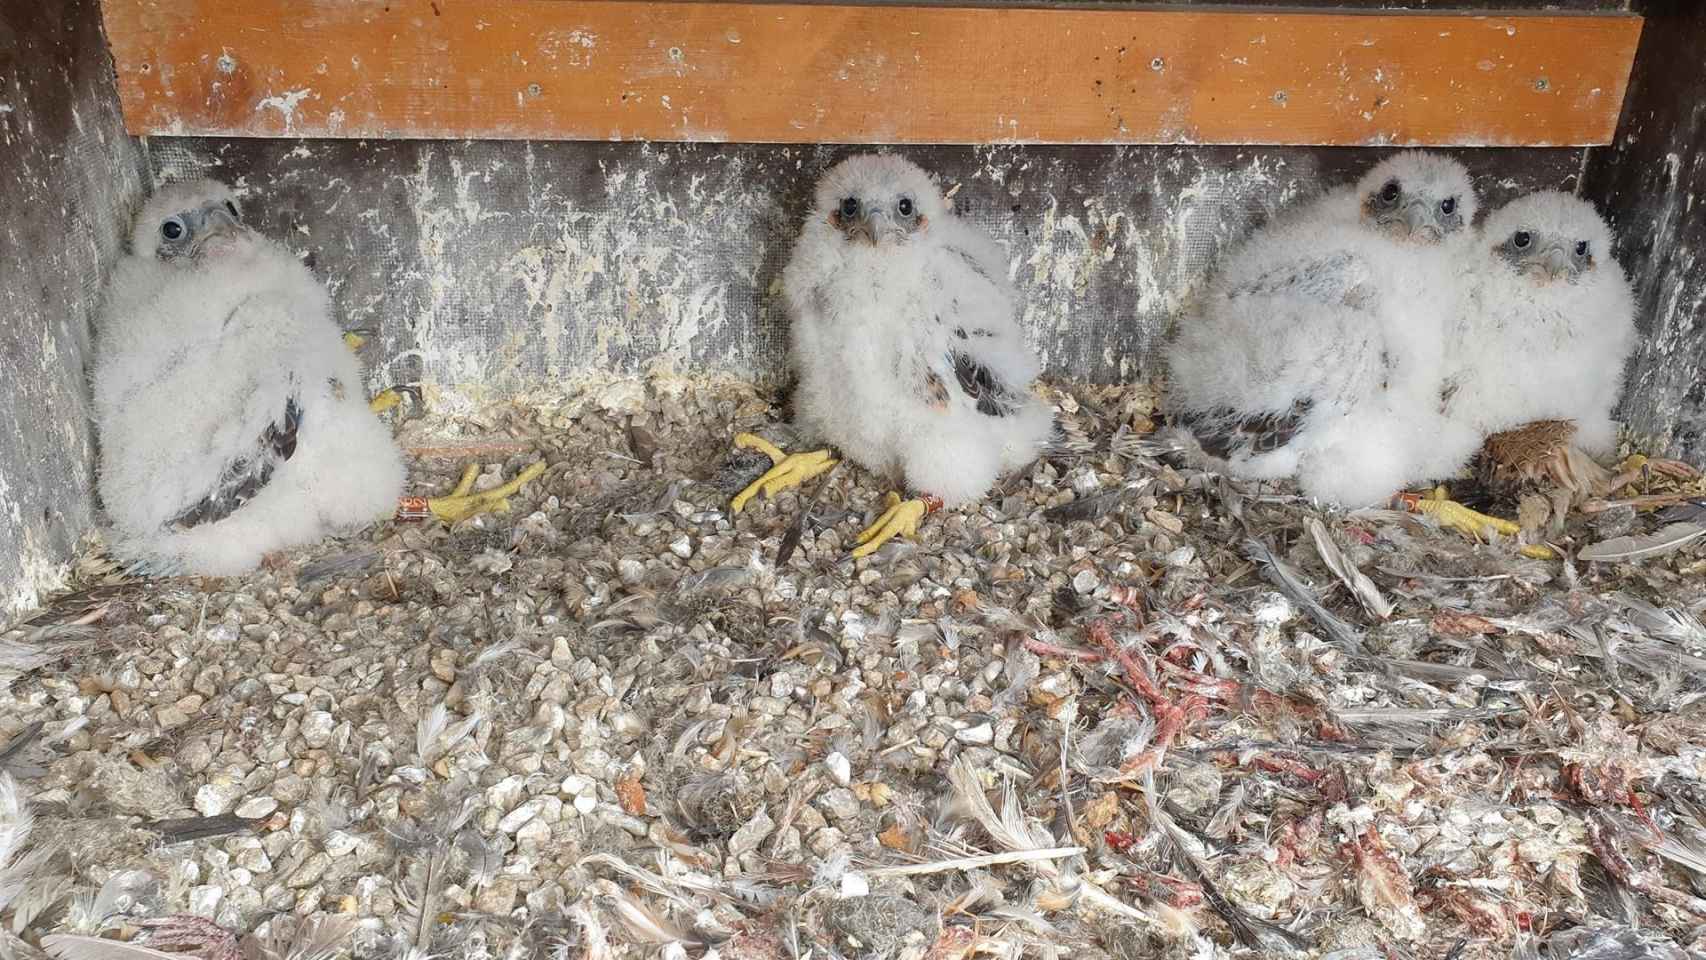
[
  {"xmin": 235, "ymin": 797, "xmax": 278, "ymax": 819},
  {"xmin": 189, "ymin": 885, "xmax": 223, "ymax": 916},
  {"xmin": 955, "ymin": 721, "xmax": 994, "ymax": 745},
  {"xmin": 824, "ymin": 751, "xmax": 852, "ymax": 787},
  {"xmin": 839, "ymin": 872, "xmax": 870, "ymax": 898}
]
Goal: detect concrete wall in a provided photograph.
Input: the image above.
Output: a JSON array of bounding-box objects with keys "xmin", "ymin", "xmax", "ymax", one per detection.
[
  {"xmin": 147, "ymin": 140, "xmax": 1587, "ymax": 411},
  {"xmin": 1584, "ymin": 0, "xmax": 1706, "ymax": 461},
  {"xmin": 0, "ymin": 0, "xmax": 147, "ymax": 618}
]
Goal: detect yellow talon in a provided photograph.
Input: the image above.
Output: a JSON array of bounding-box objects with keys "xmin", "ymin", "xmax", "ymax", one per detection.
[
  {"xmin": 449, "ymin": 463, "xmax": 481, "ymax": 498},
  {"xmin": 369, "ymin": 389, "xmax": 404, "ymax": 414},
  {"xmin": 1401, "ymin": 487, "xmax": 1557, "ymax": 560},
  {"xmin": 734, "ymin": 432, "xmax": 789, "ymax": 464},
  {"xmin": 343, "ymin": 331, "xmax": 368, "ymax": 352},
  {"xmin": 427, "ymin": 461, "xmax": 546, "ymax": 523},
  {"xmin": 729, "ymin": 434, "xmax": 836, "ymax": 513},
  {"xmin": 851, "ymin": 492, "xmax": 929, "ymax": 559}
]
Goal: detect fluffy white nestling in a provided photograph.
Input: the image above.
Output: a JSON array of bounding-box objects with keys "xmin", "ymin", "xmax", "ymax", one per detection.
[
  {"xmin": 1443, "ymin": 191, "xmax": 1637, "ymax": 456},
  {"xmin": 1165, "ymin": 151, "xmax": 1483, "ymax": 506},
  {"xmin": 784, "ymin": 154, "xmax": 1054, "ymax": 507},
  {"xmin": 92, "ymin": 179, "xmax": 405, "ymax": 575}
]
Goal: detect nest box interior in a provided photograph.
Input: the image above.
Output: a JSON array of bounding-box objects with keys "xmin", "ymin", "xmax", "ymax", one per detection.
[{"xmin": 0, "ymin": 1, "xmax": 1698, "ymax": 619}]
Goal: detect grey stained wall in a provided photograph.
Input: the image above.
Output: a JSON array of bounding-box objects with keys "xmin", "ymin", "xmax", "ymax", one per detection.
[
  {"xmin": 147, "ymin": 140, "xmax": 1587, "ymax": 409},
  {"xmin": 0, "ymin": 0, "xmax": 147, "ymax": 617},
  {"xmin": 1584, "ymin": 0, "xmax": 1706, "ymax": 462}
]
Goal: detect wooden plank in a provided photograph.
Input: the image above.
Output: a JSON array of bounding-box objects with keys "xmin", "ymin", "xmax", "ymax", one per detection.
[{"xmin": 98, "ymin": 1, "xmax": 1642, "ymax": 146}]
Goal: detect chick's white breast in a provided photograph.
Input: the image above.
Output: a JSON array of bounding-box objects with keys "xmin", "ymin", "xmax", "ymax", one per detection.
[{"xmin": 785, "ymin": 235, "xmax": 937, "ymax": 474}]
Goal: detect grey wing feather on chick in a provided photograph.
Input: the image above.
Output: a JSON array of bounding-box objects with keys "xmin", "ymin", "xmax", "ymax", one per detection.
[
  {"xmin": 1223, "ymin": 250, "xmax": 1373, "ymax": 308},
  {"xmin": 949, "ymin": 347, "xmax": 1020, "ymax": 417},
  {"xmin": 1173, "ymin": 250, "xmax": 1377, "ymax": 461},
  {"xmin": 1176, "ymin": 398, "xmax": 1314, "ymax": 461},
  {"xmin": 170, "ymin": 392, "xmax": 303, "ymax": 529},
  {"xmin": 932, "ymin": 228, "xmax": 1035, "ymax": 420}
]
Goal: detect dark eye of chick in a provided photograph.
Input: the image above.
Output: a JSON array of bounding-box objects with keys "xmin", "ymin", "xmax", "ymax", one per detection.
[
  {"xmin": 1512, "ymin": 231, "xmax": 1532, "ymax": 250},
  {"xmin": 1379, "ymin": 181, "xmax": 1401, "ymax": 203},
  {"xmin": 1575, "ymin": 240, "xmax": 1590, "ymax": 257},
  {"xmin": 1440, "ymin": 197, "xmax": 1457, "ymax": 216},
  {"xmin": 897, "ymin": 197, "xmax": 914, "ymax": 217},
  {"xmin": 225, "ymin": 200, "xmax": 239, "ymax": 218},
  {"xmin": 839, "ymin": 197, "xmax": 860, "ymax": 219},
  {"xmin": 161, "ymin": 219, "xmax": 185, "ymax": 241}
]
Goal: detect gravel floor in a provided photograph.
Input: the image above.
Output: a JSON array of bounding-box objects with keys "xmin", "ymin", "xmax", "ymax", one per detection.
[{"xmin": 3, "ymin": 375, "xmax": 1706, "ymax": 960}]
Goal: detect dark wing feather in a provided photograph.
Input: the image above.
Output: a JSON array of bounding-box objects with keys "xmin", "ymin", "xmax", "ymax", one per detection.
[
  {"xmin": 171, "ymin": 394, "xmax": 303, "ymax": 529},
  {"xmin": 1177, "ymin": 247, "xmax": 1375, "ymax": 459},
  {"xmin": 1177, "ymin": 398, "xmax": 1313, "ymax": 460},
  {"xmin": 934, "ymin": 235, "xmax": 1023, "ymax": 417},
  {"xmin": 950, "ymin": 350, "xmax": 1012, "ymax": 418}
]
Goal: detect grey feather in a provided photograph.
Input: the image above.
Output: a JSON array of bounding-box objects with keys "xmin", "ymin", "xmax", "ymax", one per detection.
[
  {"xmin": 41, "ymin": 936, "xmax": 182, "ymax": 960},
  {"xmin": 1579, "ymin": 522, "xmax": 1706, "ymax": 563},
  {"xmin": 1044, "ymin": 480, "xmax": 1151, "ymax": 524},
  {"xmin": 239, "ymin": 914, "xmax": 358, "ymax": 960},
  {"xmin": 1244, "ymin": 538, "xmax": 1369, "ymax": 659},
  {"xmin": 1305, "ymin": 517, "xmax": 1393, "ymax": 620},
  {"xmin": 296, "ymin": 549, "xmax": 381, "ymax": 584}
]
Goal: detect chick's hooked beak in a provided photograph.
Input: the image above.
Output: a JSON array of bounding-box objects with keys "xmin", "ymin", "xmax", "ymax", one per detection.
[
  {"xmin": 1542, "ymin": 245, "xmax": 1571, "ymax": 280},
  {"xmin": 1403, "ymin": 200, "xmax": 1440, "ymax": 242},
  {"xmin": 858, "ymin": 205, "xmax": 907, "ymax": 245},
  {"xmin": 191, "ymin": 202, "xmax": 244, "ymax": 257}
]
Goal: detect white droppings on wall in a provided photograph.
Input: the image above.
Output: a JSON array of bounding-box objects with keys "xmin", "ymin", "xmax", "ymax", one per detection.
[{"xmin": 255, "ymin": 88, "xmax": 314, "ymax": 130}]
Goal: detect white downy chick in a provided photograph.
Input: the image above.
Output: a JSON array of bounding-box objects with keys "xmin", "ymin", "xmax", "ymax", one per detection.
[
  {"xmin": 92, "ymin": 179, "xmax": 405, "ymax": 575},
  {"xmin": 785, "ymin": 154, "xmax": 1055, "ymax": 508},
  {"xmin": 1444, "ymin": 191, "xmax": 1637, "ymax": 456},
  {"xmin": 1165, "ymin": 151, "xmax": 1483, "ymax": 507}
]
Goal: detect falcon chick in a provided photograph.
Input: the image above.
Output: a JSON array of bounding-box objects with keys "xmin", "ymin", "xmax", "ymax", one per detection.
[
  {"xmin": 1443, "ymin": 191, "xmax": 1637, "ymax": 455},
  {"xmin": 1413, "ymin": 191, "xmax": 1637, "ymax": 550},
  {"xmin": 1165, "ymin": 151, "xmax": 1482, "ymax": 507},
  {"xmin": 731, "ymin": 154, "xmax": 1054, "ymax": 557},
  {"xmin": 91, "ymin": 179, "xmax": 407, "ymax": 575}
]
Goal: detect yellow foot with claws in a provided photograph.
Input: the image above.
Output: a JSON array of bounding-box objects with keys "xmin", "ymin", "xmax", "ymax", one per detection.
[
  {"xmin": 343, "ymin": 331, "xmax": 369, "ymax": 352},
  {"xmin": 421, "ymin": 461, "xmax": 547, "ymax": 523},
  {"xmin": 1398, "ymin": 487, "xmax": 1556, "ymax": 560},
  {"xmin": 852, "ymin": 492, "xmax": 937, "ymax": 559},
  {"xmin": 365, "ymin": 383, "xmax": 417, "ymax": 412},
  {"xmin": 729, "ymin": 433, "xmax": 836, "ymax": 513}
]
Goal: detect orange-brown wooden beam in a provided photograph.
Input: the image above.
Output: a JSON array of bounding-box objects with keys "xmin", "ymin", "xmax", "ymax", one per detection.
[{"xmin": 97, "ymin": 1, "xmax": 1642, "ymax": 146}]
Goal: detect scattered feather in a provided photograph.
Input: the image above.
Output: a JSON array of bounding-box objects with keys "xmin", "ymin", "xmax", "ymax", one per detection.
[
  {"xmin": 415, "ymin": 703, "xmax": 480, "ymax": 765},
  {"xmin": 0, "ymin": 723, "xmax": 45, "ymax": 779},
  {"xmin": 1139, "ymin": 774, "xmax": 1308, "ymax": 952},
  {"xmin": 239, "ymin": 914, "xmax": 359, "ymax": 960},
  {"xmin": 0, "ymin": 629, "xmax": 97, "ymax": 678},
  {"xmin": 1244, "ymin": 538, "xmax": 1370, "ymax": 658},
  {"xmin": 1655, "ymin": 499, "xmax": 1706, "ymax": 524},
  {"xmin": 42, "ymin": 936, "xmax": 183, "ymax": 960},
  {"xmin": 295, "ymin": 549, "xmax": 381, "ymax": 584},
  {"xmin": 1579, "ymin": 523, "xmax": 1706, "ymax": 562},
  {"xmin": 456, "ymin": 829, "xmax": 504, "ymax": 890},
  {"xmin": 599, "ymin": 890, "xmax": 699, "ymax": 947},
  {"xmin": 144, "ymin": 814, "xmax": 253, "ymax": 844},
  {"xmin": 1305, "ymin": 517, "xmax": 1393, "ymax": 620},
  {"xmin": 1044, "ymin": 480, "xmax": 1152, "ymax": 524}
]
